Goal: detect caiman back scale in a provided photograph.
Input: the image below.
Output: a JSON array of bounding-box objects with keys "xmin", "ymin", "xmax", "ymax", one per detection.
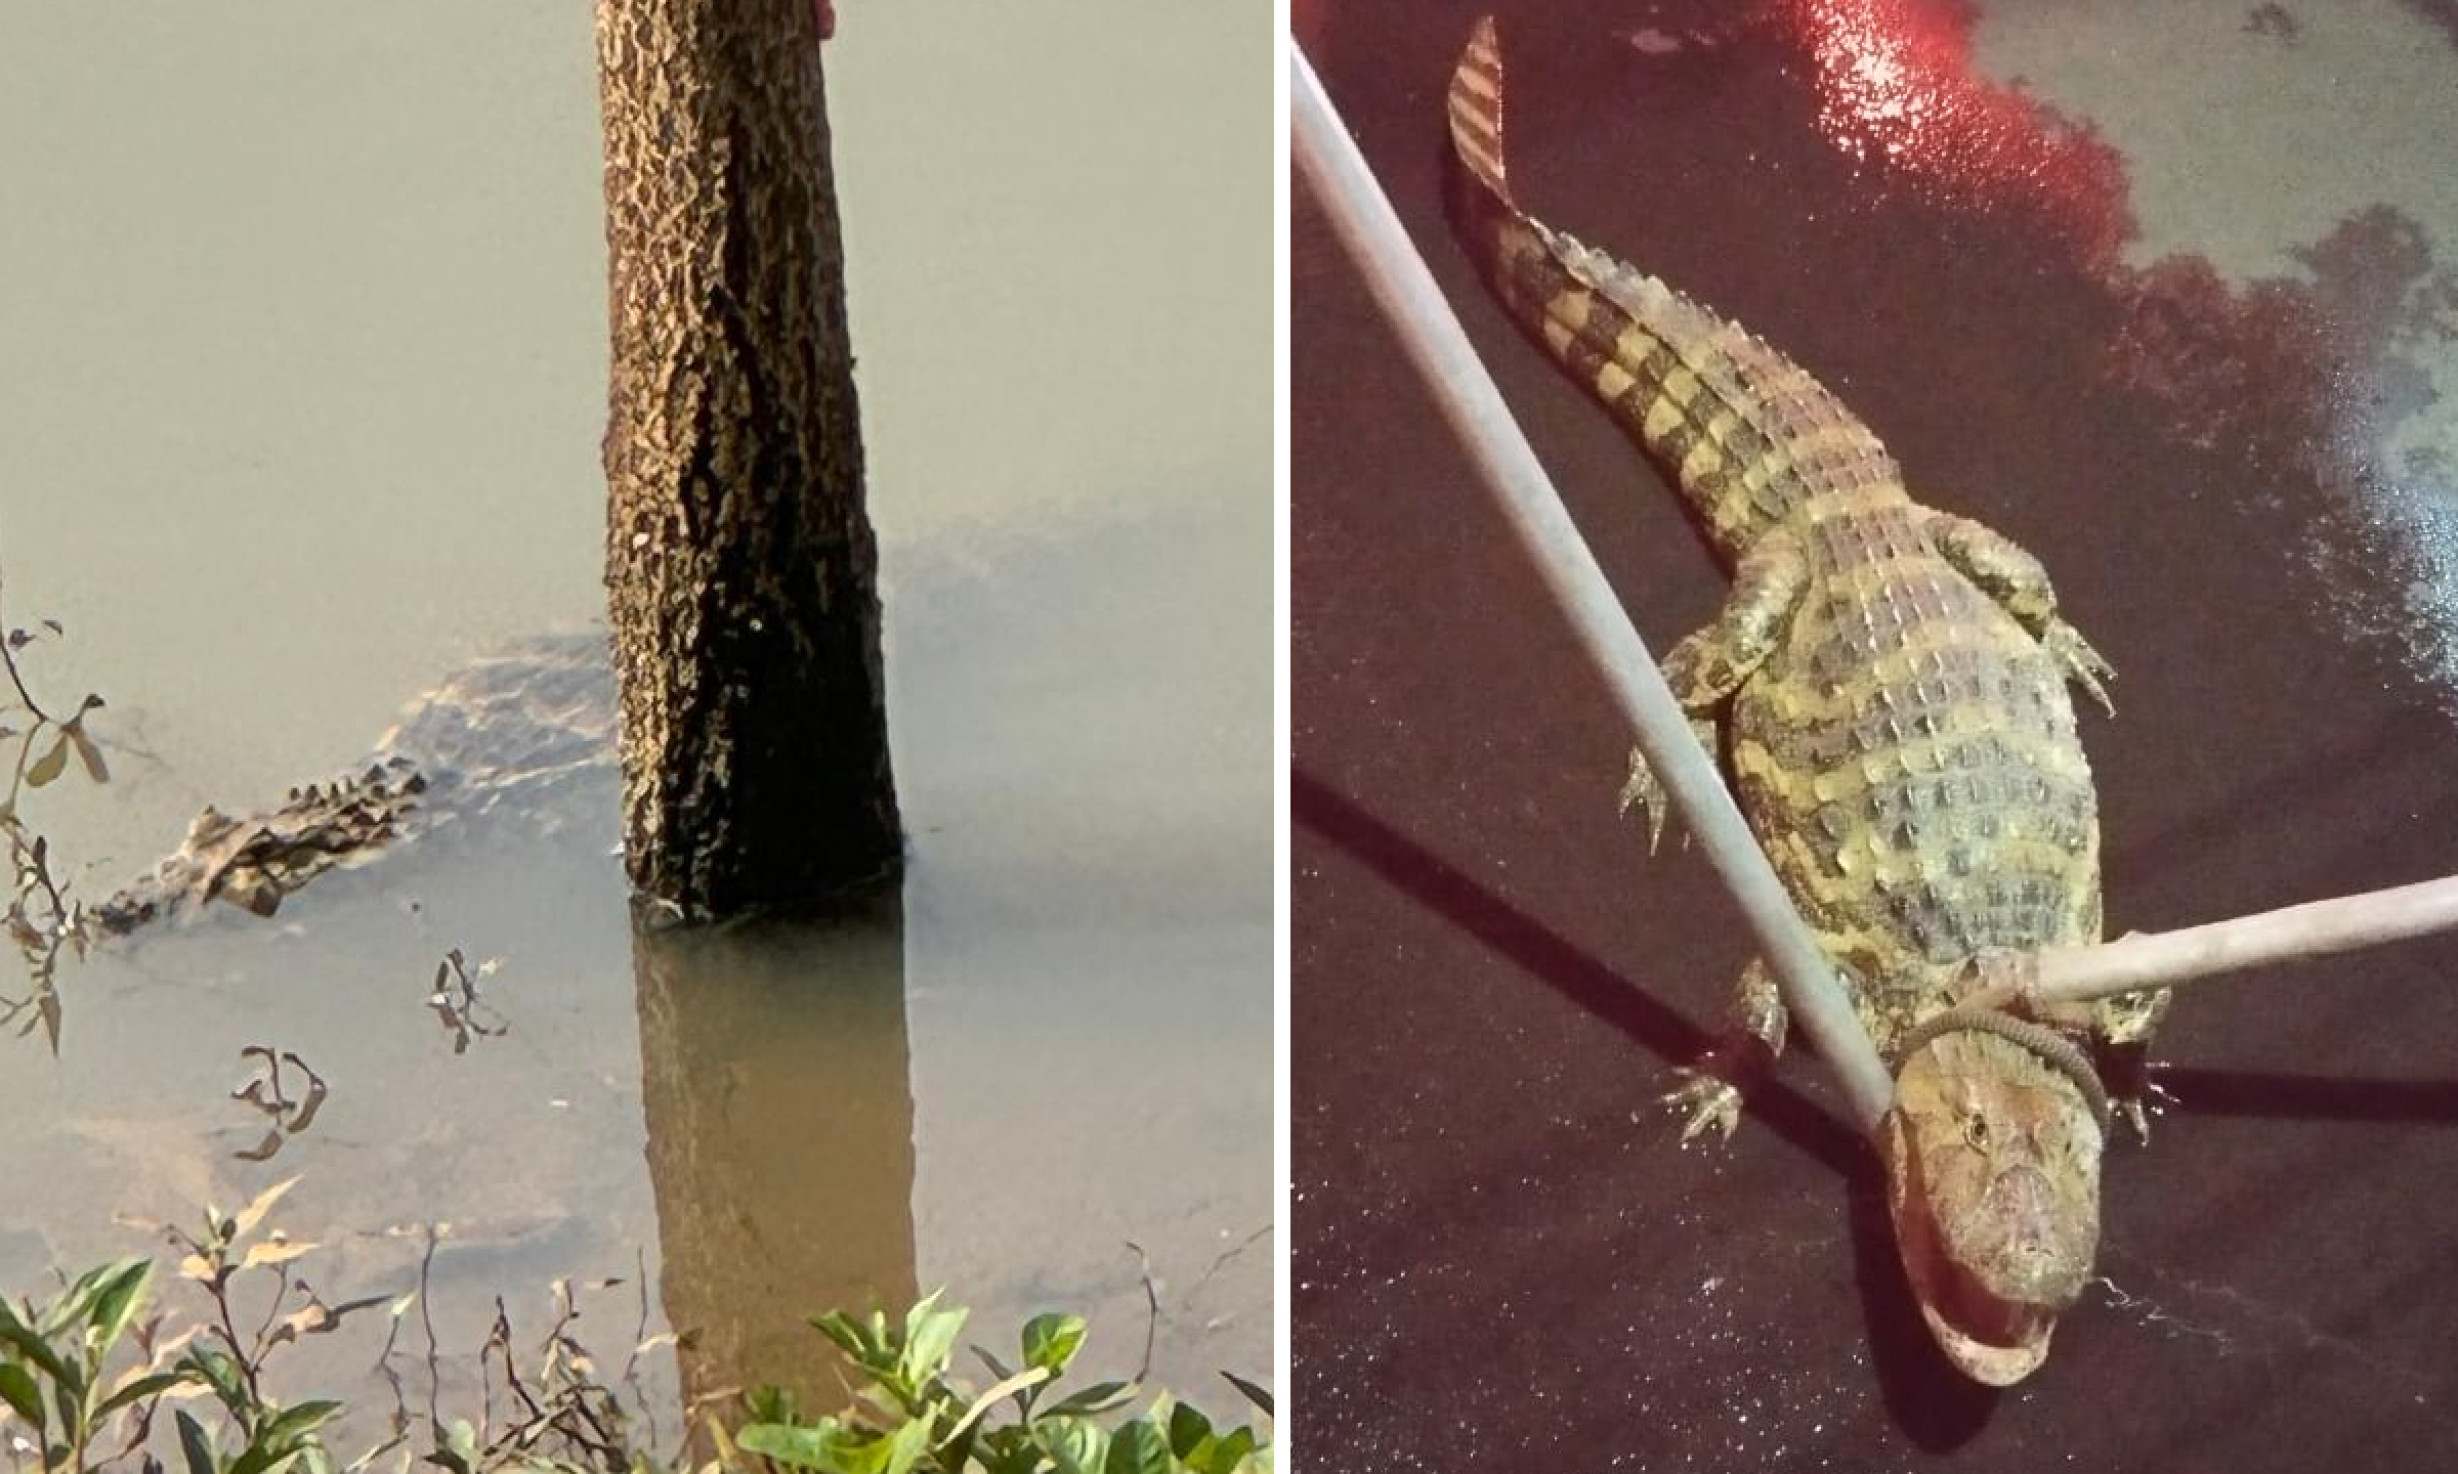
[{"xmin": 1446, "ymin": 17, "xmax": 2165, "ymax": 1384}]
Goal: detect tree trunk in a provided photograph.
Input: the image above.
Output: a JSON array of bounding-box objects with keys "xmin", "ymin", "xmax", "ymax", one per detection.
[{"xmin": 594, "ymin": 0, "xmax": 900, "ymax": 918}]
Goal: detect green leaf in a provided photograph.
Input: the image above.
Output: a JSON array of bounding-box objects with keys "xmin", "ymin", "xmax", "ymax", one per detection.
[
  {"xmin": 742, "ymin": 1386, "xmax": 801, "ymax": 1427},
  {"xmin": 1034, "ymin": 1417, "xmax": 1110, "ymax": 1474},
  {"xmin": 91, "ymin": 1369, "xmax": 190, "ymax": 1421},
  {"xmin": 944, "ymin": 1366, "xmax": 1049, "ymax": 1444},
  {"xmin": 807, "ymin": 1311, "xmax": 875, "ymax": 1368},
  {"xmin": 84, "ymin": 1259, "xmax": 154, "ymax": 1356},
  {"xmin": 227, "ymin": 1447, "xmax": 304, "ymax": 1474},
  {"xmin": 44, "ymin": 1257, "xmax": 146, "ymax": 1340},
  {"xmin": 875, "ymin": 1420, "xmax": 932, "ymax": 1474},
  {"xmin": 1021, "ymin": 1313, "xmax": 1088, "ymax": 1376},
  {"xmin": 177, "ymin": 1346, "xmax": 250, "ymax": 1423},
  {"xmin": 176, "ymin": 1409, "xmax": 218, "ymax": 1474},
  {"xmin": 1219, "ymin": 1372, "xmax": 1272, "ymax": 1420},
  {"xmin": 1182, "ymin": 1428, "xmax": 1258, "ymax": 1474},
  {"xmin": 979, "ymin": 1446, "xmax": 1044, "ymax": 1474},
  {"xmin": 738, "ymin": 1417, "xmax": 930, "ymax": 1474},
  {"xmin": 260, "ymin": 1400, "xmax": 344, "ymax": 1448},
  {"xmin": 898, "ymin": 1293, "xmax": 966, "ymax": 1385},
  {"xmin": 1167, "ymin": 1402, "xmax": 1213, "ymax": 1460},
  {"xmin": 737, "ymin": 1420, "xmax": 852, "ymax": 1472},
  {"xmin": 1042, "ymin": 1381, "xmax": 1136, "ymax": 1419},
  {"xmin": 0, "ymin": 1320, "xmax": 76, "ymax": 1393},
  {"xmin": 0, "ymin": 1363, "xmax": 45, "ymax": 1432},
  {"xmin": 24, "ymin": 733, "xmax": 68, "ymax": 789},
  {"xmin": 1103, "ymin": 1420, "xmax": 1172, "ymax": 1474}
]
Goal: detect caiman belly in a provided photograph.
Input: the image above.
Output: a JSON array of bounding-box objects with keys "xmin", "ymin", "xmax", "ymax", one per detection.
[{"xmin": 1724, "ymin": 565, "xmax": 2102, "ymax": 1047}]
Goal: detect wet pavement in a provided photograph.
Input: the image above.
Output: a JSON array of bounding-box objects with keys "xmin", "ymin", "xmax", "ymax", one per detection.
[
  {"xmin": 1294, "ymin": 0, "xmax": 2458, "ymax": 1467},
  {"xmin": 1, "ymin": 0, "xmax": 1268, "ymax": 1440}
]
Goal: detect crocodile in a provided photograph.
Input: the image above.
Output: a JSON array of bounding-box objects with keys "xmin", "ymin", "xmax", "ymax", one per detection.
[
  {"xmin": 1445, "ymin": 17, "xmax": 2168, "ymax": 1384},
  {"xmin": 96, "ymin": 633, "xmax": 616, "ymax": 937}
]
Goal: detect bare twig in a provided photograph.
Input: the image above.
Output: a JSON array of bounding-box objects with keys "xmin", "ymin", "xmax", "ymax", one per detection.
[
  {"xmin": 1123, "ymin": 1241, "xmax": 1161, "ymax": 1385},
  {"xmin": 418, "ymin": 1228, "xmax": 445, "ymax": 1438},
  {"xmin": 620, "ymin": 1246, "xmax": 661, "ymax": 1452},
  {"xmin": 1194, "ymin": 1224, "xmax": 1270, "ymax": 1297}
]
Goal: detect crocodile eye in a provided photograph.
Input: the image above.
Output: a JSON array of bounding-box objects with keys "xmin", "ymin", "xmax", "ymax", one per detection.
[{"xmin": 1964, "ymin": 1116, "xmax": 1991, "ymax": 1150}]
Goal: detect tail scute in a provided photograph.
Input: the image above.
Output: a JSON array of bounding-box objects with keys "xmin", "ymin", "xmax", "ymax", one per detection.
[{"xmin": 1448, "ymin": 15, "xmax": 1512, "ymax": 205}]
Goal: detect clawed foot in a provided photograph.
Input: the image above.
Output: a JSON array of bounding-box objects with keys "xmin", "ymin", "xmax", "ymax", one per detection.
[
  {"xmin": 1616, "ymin": 744, "xmax": 1670, "ymax": 853},
  {"xmin": 1662, "ymin": 1065, "xmax": 1743, "ymax": 1145},
  {"xmin": 2112, "ymin": 1075, "xmax": 2175, "ymax": 1144},
  {"xmin": 2041, "ymin": 619, "xmax": 2116, "ymax": 717}
]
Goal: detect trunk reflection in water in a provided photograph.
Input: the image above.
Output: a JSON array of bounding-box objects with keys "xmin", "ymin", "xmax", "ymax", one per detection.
[{"xmin": 633, "ymin": 892, "xmax": 916, "ymax": 1405}]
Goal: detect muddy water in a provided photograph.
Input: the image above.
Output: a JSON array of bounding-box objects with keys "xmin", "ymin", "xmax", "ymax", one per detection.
[
  {"xmin": 0, "ymin": 0, "xmax": 1267, "ymax": 1436},
  {"xmin": 1296, "ymin": 0, "xmax": 2458, "ymax": 1468}
]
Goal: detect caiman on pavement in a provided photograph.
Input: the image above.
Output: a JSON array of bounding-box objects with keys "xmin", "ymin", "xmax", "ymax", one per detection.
[{"xmin": 1446, "ymin": 17, "xmax": 2167, "ymax": 1385}]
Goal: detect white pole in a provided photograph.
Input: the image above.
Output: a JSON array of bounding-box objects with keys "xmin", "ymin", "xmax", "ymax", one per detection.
[
  {"xmin": 1986, "ymin": 874, "xmax": 2458, "ymax": 1007},
  {"xmin": 1289, "ymin": 42, "xmax": 1896, "ymax": 1134}
]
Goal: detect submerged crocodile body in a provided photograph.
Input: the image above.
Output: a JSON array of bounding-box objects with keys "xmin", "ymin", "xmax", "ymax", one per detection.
[
  {"xmin": 1447, "ymin": 18, "xmax": 2167, "ymax": 1384},
  {"xmin": 97, "ymin": 633, "xmax": 616, "ymax": 937}
]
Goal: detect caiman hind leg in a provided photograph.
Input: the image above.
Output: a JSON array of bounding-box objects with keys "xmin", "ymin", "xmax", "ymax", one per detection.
[
  {"xmin": 1664, "ymin": 957, "xmax": 1788, "ymax": 1143},
  {"xmin": 1617, "ymin": 531, "xmax": 1809, "ymax": 849},
  {"xmin": 1924, "ymin": 511, "xmax": 2116, "ymax": 714}
]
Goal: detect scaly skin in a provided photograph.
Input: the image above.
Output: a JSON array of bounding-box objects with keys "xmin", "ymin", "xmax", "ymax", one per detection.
[
  {"xmin": 1447, "ymin": 17, "xmax": 2167, "ymax": 1384},
  {"xmin": 95, "ymin": 760, "xmax": 425, "ymax": 936}
]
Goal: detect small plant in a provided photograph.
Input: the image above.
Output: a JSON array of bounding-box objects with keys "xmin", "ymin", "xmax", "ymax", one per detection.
[
  {"xmin": 0, "ymin": 1257, "xmax": 181, "ymax": 1474},
  {"xmin": 426, "ymin": 950, "xmax": 509, "ymax": 1056},
  {"xmin": 5, "ymin": 1189, "xmax": 1271, "ymax": 1474},
  {"xmin": 0, "ymin": 1182, "xmax": 355, "ymax": 1474},
  {"xmin": 726, "ymin": 1295, "xmax": 1272, "ymax": 1474},
  {"xmin": 0, "ymin": 577, "xmax": 109, "ymax": 1051},
  {"xmin": 227, "ymin": 1048, "xmax": 330, "ymax": 1163}
]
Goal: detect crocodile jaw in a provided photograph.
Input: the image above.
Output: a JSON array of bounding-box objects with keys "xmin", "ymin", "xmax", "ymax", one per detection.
[
  {"xmin": 1916, "ymin": 1296, "xmax": 2055, "ymax": 1386},
  {"xmin": 1881, "ymin": 1073, "xmax": 2098, "ymax": 1387},
  {"xmin": 1884, "ymin": 1125, "xmax": 2062, "ymax": 1386}
]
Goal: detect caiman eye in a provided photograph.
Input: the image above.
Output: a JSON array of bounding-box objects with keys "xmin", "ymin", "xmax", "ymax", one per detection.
[{"xmin": 1964, "ymin": 1116, "xmax": 1991, "ymax": 1149}]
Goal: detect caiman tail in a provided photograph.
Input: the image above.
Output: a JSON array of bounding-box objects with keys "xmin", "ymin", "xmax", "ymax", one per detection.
[{"xmin": 1446, "ymin": 16, "xmax": 1900, "ymax": 563}]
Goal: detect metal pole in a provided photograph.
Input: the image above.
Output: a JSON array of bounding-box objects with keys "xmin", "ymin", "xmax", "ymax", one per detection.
[{"xmin": 1290, "ymin": 42, "xmax": 1895, "ymax": 1134}]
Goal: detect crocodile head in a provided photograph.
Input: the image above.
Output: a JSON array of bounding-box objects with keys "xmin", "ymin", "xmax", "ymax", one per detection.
[{"xmin": 1880, "ymin": 1028, "xmax": 2105, "ymax": 1385}]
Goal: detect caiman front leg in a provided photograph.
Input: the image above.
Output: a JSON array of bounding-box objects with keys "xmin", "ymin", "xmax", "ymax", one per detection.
[
  {"xmin": 2035, "ymin": 898, "xmax": 2174, "ymax": 1142},
  {"xmin": 1664, "ymin": 957, "xmax": 1789, "ymax": 1144},
  {"xmin": 1924, "ymin": 511, "xmax": 2116, "ymax": 715},
  {"xmin": 2088, "ymin": 916, "xmax": 2175, "ymax": 1143},
  {"xmin": 1617, "ymin": 532, "xmax": 1809, "ymax": 849}
]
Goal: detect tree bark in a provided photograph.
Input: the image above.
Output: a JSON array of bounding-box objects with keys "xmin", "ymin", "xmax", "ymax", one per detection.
[{"xmin": 594, "ymin": 0, "xmax": 900, "ymax": 918}]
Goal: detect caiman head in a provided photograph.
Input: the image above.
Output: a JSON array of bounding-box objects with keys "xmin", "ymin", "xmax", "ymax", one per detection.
[{"xmin": 1880, "ymin": 1016, "xmax": 2108, "ymax": 1385}]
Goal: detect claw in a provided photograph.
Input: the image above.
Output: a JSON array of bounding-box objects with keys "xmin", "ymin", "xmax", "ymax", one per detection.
[
  {"xmin": 1662, "ymin": 1065, "xmax": 1743, "ymax": 1145},
  {"xmin": 2042, "ymin": 620, "xmax": 2116, "ymax": 717},
  {"xmin": 1617, "ymin": 744, "xmax": 1669, "ymax": 854},
  {"xmin": 2112, "ymin": 1075, "xmax": 2173, "ymax": 1145}
]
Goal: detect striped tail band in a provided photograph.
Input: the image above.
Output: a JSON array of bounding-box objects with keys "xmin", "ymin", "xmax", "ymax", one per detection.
[{"xmin": 1447, "ymin": 15, "xmax": 1512, "ymax": 206}]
